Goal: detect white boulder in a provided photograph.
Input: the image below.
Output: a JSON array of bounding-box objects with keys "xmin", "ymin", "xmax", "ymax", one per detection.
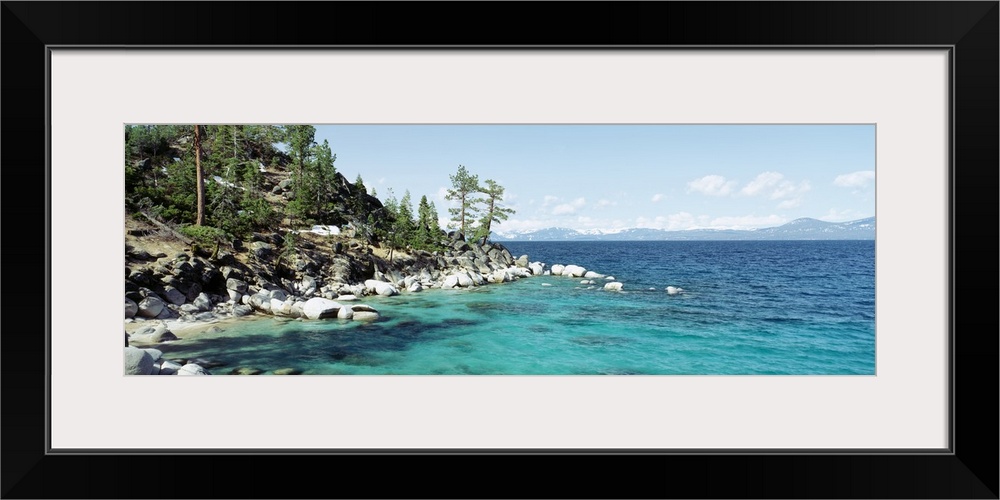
[
  {"xmin": 351, "ymin": 304, "xmax": 380, "ymax": 321},
  {"xmin": 302, "ymin": 297, "xmax": 343, "ymax": 320},
  {"xmin": 337, "ymin": 305, "xmax": 354, "ymax": 319},
  {"xmin": 364, "ymin": 279, "xmax": 399, "ymax": 296},
  {"xmin": 584, "ymin": 271, "xmax": 603, "ymax": 279},
  {"xmin": 604, "ymin": 282, "xmax": 624, "ymax": 291},
  {"xmin": 563, "ymin": 265, "xmax": 587, "ymax": 277},
  {"xmin": 550, "ymin": 264, "xmax": 565, "ymax": 276},
  {"xmin": 666, "ymin": 286, "xmax": 684, "ymax": 295}
]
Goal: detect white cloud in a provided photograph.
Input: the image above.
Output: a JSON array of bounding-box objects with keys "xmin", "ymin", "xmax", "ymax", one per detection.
[
  {"xmin": 741, "ymin": 172, "xmax": 810, "ymax": 200},
  {"xmin": 597, "ymin": 199, "xmax": 617, "ymax": 207},
  {"xmin": 542, "ymin": 195, "xmax": 559, "ymax": 207},
  {"xmin": 739, "ymin": 172, "xmax": 810, "ymax": 209},
  {"xmin": 770, "ymin": 180, "xmax": 810, "ymax": 200},
  {"xmin": 777, "ymin": 198, "xmax": 802, "ymax": 209},
  {"xmin": 378, "ymin": 177, "xmax": 386, "ymax": 184},
  {"xmin": 686, "ymin": 175, "xmax": 737, "ymax": 196},
  {"xmin": 834, "ymin": 170, "xmax": 875, "ymax": 188},
  {"xmin": 552, "ymin": 197, "xmax": 586, "ymax": 215},
  {"xmin": 741, "ymin": 171, "xmax": 784, "ymax": 196},
  {"xmin": 651, "ymin": 193, "xmax": 665, "ymax": 203},
  {"xmin": 435, "ymin": 186, "xmax": 449, "ymax": 201}
]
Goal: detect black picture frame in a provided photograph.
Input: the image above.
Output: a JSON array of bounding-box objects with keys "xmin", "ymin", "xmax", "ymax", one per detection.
[{"xmin": 3, "ymin": 2, "xmax": 996, "ymax": 498}]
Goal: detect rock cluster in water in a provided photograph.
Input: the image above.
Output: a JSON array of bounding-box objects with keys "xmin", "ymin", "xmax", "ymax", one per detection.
[
  {"xmin": 124, "ymin": 232, "xmax": 551, "ymax": 354},
  {"xmin": 125, "ymin": 226, "xmax": 688, "ymax": 374}
]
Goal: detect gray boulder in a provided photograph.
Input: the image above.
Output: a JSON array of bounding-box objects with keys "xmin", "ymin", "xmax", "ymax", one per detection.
[
  {"xmin": 124, "ymin": 298, "xmax": 138, "ymax": 319},
  {"xmin": 232, "ymin": 304, "xmax": 254, "ymax": 317},
  {"xmin": 162, "ymin": 286, "xmax": 186, "ymax": 306},
  {"xmin": 142, "ymin": 348, "xmax": 163, "ymax": 361},
  {"xmin": 158, "ymin": 360, "xmax": 183, "ymax": 375},
  {"xmin": 516, "ymin": 255, "xmax": 529, "ymax": 268},
  {"xmin": 124, "ymin": 347, "xmax": 154, "ymax": 375},
  {"xmin": 250, "ymin": 241, "xmax": 273, "ymax": 259},
  {"xmin": 180, "ymin": 304, "xmax": 201, "ymax": 313},
  {"xmin": 137, "ymin": 296, "xmax": 165, "ymax": 318},
  {"xmin": 248, "ymin": 291, "xmax": 272, "ymax": 310},
  {"xmin": 130, "ymin": 323, "xmax": 178, "ymax": 343},
  {"xmin": 226, "ymin": 278, "xmax": 248, "ymax": 293}
]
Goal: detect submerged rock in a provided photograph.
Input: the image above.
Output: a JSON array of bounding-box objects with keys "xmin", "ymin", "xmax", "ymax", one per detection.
[
  {"xmin": 666, "ymin": 286, "xmax": 684, "ymax": 295},
  {"xmin": 177, "ymin": 363, "xmax": 210, "ymax": 375},
  {"xmin": 231, "ymin": 367, "xmax": 263, "ymax": 375},
  {"xmin": 272, "ymin": 368, "xmax": 302, "ymax": 375}
]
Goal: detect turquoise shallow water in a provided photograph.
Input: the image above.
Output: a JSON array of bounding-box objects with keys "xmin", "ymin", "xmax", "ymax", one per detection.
[{"xmin": 155, "ymin": 241, "xmax": 875, "ymax": 375}]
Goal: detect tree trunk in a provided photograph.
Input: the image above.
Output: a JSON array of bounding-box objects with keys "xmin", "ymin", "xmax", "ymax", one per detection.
[{"xmin": 194, "ymin": 125, "xmax": 205, "ymax": 226}]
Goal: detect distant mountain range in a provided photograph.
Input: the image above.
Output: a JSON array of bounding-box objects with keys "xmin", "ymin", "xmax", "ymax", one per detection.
[{"xmin": 492, "ymin": 217, "xmax": 875, "ymax": 241}]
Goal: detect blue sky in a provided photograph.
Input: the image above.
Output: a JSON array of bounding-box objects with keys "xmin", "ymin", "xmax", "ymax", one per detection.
[{"xmin": 314, "ymin": 125, "xmax": 875, "ymax": 234}]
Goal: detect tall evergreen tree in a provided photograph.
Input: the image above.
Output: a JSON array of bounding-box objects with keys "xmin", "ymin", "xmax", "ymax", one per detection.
[
  {"xmin": 194, "ymin": 124, "xmax": 205, "ymax": 226},
  {"xmin": 396, "ymin": 190, "xmax": 417, "ymax": 247},
  {"xmin": 284, "ymin": 125, "xmax": 316, "ymax": 182},
  {"xmin": 472, "ymin": 179, "xmax": 515, "ymax": 244},
  {"xmin": 445, "ymin": 164, "xmax": 481, "ymax": 237}
]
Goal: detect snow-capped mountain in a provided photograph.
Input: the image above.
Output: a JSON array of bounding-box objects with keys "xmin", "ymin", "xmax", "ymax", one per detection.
[{"xmin": 492, "ymin": 217, "xmax": 875, "ymax": 241}]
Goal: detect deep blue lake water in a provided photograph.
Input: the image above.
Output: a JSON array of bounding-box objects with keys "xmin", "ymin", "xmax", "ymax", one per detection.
[{"xmin": 155, "ymin": 240, "xmax": 875, "ymax": 375}]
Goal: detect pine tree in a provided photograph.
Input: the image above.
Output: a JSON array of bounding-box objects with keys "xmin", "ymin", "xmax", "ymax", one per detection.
[
  {"xmin": 194, "ymin": 125, "xmax": 205, "ymax": 226},
  {"xmin": 445, "ymin": 164, "xmax": 481, "ymax": 238},
  {"xmin": 396, "ymin": 190, "xmax": 417, "ymax": 248},
  {"xmin": 473, "ymin": 179, "xmax": 515, "ymax": 244}
]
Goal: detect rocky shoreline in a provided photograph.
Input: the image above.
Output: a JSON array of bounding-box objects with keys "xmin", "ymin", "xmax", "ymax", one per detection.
[{"xmin": 125, "ymin": 226, "xmax": 646, "ymax": 375}]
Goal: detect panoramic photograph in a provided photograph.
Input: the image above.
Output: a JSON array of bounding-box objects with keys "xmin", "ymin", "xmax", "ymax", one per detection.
[{"xmin": 124, "ymin": 124, "xmax": 875, "ymax": 375}]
